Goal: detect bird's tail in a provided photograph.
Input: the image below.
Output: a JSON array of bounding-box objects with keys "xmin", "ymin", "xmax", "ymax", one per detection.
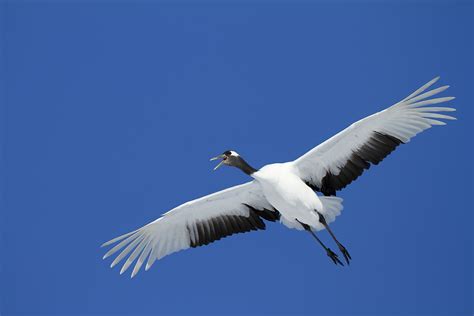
[
  {"xmin": 319, "ymin": 196, "xmax": 344, "ymax": 225},
  {"xmin": 279, "ymin": 196, "xmax": 344, "ymax": 231}
]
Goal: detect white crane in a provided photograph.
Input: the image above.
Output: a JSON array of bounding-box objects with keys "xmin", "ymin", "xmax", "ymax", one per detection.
[{"xmin": 101, "ymin": 77, "xmax": 455, "ymax": 278}]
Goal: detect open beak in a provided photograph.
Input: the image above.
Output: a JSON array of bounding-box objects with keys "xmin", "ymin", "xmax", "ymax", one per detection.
[{"xmin": 210, "ymin": 154, "xmax": 225, "ymax": 171}]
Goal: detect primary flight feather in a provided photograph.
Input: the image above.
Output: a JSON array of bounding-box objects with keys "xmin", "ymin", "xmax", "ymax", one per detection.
[{"xmin": 101, "ymin": 77, "xmax": 455, "ymax": 278}]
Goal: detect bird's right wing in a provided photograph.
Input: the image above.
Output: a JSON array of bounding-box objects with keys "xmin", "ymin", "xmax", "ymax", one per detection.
[
  {"xmin": 101, "ymin": 181, "xmax": 279, "ymax": 278},
  {"xmin": 291, "ymin": 77, "xmax": 456, "ymax": 196}
]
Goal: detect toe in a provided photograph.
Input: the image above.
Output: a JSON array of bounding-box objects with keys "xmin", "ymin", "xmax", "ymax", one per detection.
[
  {"xmin": 338, "ymin": 244, "xmax": 351, "ymax": 265},
  {"xmin": 327, "ymin": 249, "xmax": 344, "ymax": 266}
]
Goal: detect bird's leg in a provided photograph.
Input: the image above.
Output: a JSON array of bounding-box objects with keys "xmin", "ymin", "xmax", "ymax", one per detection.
[
  {"xmin": 295, "ymin": 219, "xmax": 343, "ymax": 266},
  {"xmin": 316, "ymin": 211, "xmax": 352, "ymax": 265}
]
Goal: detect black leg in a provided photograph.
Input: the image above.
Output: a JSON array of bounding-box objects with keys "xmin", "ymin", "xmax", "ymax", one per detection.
[
  {"xmin": 316, "ymin": 211, "xmax": 352, "ymax": 265},
  {"xmin": 295, "ymin": 219, "xmax": 343, "ymax": 266}
]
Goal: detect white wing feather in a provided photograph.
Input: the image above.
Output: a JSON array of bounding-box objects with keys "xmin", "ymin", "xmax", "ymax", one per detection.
[
  {"xmin": 292, "ymin": 77, "xmax": 456, "ymax": 191},
  {"xmin": 101, "ymin": 181, "xmax": 273, "ymax": 278}
]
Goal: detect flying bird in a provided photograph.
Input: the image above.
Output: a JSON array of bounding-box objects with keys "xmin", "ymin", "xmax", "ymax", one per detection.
[{"xmin": 101, "ymin": 77, "xmax": 455, "ymax": 278}]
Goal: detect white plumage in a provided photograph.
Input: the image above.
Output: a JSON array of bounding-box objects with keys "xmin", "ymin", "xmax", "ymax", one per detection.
[
  {"xmin": 102, "ymin": 181, "xmax": 272, "ymax": 276},
  {"xmin": 102, "ymin": 77, "xmax": 455, "ymax": 278},
  {"xmin": 292, "ymin": 77, "xmax": 455, "ymax": 192}
]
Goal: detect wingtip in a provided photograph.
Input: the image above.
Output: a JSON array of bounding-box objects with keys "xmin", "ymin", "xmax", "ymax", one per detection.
[
  {"xmin": 427, "ymin": 76, "xmax": 440, "ymax": 86},
  {"xmin": 101, "ymin": 240, "xmax": 115, "ymax": 248},
  {"xmin": 437, "ymin": 85, "xmax": 450, "ymax": 92}
]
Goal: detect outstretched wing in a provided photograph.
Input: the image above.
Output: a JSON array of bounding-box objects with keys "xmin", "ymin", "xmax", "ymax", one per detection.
[
  {"xmin": 101, "ymin": 181, "xmax": 279, "ymax": 278},
  {"xmin": 291, "ymin": 77, "xmax": 456, "ymax": 196}
]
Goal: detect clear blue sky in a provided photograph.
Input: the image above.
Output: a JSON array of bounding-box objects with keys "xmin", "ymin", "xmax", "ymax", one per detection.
[{"xmin": 1, "ymin": 1, "xmax": 472, "ymax": 315}]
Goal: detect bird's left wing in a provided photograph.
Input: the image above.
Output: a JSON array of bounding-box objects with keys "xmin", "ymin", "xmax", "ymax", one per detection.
[
  {"xmin": 101, "ymin": 181, "xmax": 278, "ymax": 278},
  {"xmin": 291, "ymin": 77, "xmax": 456, "ymax": 196}
]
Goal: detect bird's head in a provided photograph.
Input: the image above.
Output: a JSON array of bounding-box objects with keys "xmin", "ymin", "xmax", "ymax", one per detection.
[{"xmin": 210, "ymin": 150, "xmax": 241, "ymax": 171}]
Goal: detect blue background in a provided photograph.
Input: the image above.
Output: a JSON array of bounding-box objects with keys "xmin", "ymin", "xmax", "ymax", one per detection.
[{"xmin": 1, "ymin": 1, "xmax": 472, "ymax": 315}]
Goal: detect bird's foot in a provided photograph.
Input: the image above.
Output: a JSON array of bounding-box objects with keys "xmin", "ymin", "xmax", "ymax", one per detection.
[
  {"xmin": 337, "ymin": 243, "xmax": 351, "ymax": 265},
  {"xmin": 326, "ymin": 248, "xmax": 343, "ymax": 266}
]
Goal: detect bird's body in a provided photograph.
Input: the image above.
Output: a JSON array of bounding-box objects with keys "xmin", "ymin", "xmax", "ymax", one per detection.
[
  {"xmin": 101, "ymin": 77, "xmax": 456, "ymax": 278},
  {"xmin": 252, "ymin": 163, "xmax": 323, "ymax": 230}
]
